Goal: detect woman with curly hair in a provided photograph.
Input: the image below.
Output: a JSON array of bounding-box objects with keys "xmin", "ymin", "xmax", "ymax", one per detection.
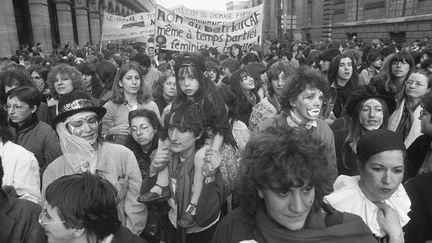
[
  {"xmin": 258, "ymin": 66, "xmax": 337, "ymax": 187},
  {"xmin": 212, "ymin": 126, "xmax": 377, "ymax": 243},
  {"xmin": 101, "ymin": 62, "xmax": 160, "ymax": 146},
  {"xmin": 46, "ymin": 63, "xmax": 86, "ymax": 122}
]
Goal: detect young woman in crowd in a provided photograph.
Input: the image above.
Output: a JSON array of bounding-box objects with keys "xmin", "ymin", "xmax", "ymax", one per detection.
[
  {"xmin": 325, "ymin": 129, "xmax": 410, "ymax": 243},
  {"xmin": 359, "ymin": 50, "xmax": 384, "ymax": 85},
  {"xmin": 42, "ymin": 91, "xmax": 146, "ymax": 235},
  {"xmin": 152, "ymin": 69, "xmax": 176, "ymax": 116},
  {"xmin": 6, "ymin": 86, "xmax": 61, "ymax": 176},
  {"xmin": 76, "ymin": 62, "xmax": 104, "ymax": 100},
  {"xmin": 46, "ymin": 63, "xmax": 86, "ymax": 122},
  {"xmin": 334, "ymin": 85, "xmax": 396, "ymax": 175},
  {"xmin": 371, "ymin": 50, "xmax": 415, "ymax": 99},
  {"xmin": 388, "ymin": 70, "xmax": 430, "ymax": 147},
  {"xmin": 102, "ymin": 62, "xmax": 160, "ymax": 146},
  {"xmin": 212, "ymin": 126, "xmax": 377, "ymax": 242},
  {"xmin": 229, "ymin": 68, "xmax": 260, "ymax": 126},
  {"xmin": 249, "ymin": 61, "xmax": 296, "ymax": 132},
  {"xmin": 327, "ymin": 53, "xmax": 363, "ymax": 120},
  {"xmin": 230, "ymin": 44, "xmax": 243, "ymax": 65},
  {"xmin": 128, "ymin": 109, "xmax": 165, "ymax": 242}
]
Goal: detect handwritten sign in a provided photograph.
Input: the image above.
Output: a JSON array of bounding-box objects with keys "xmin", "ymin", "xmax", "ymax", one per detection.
[
  {"xmin": 155, "ymin": 4, "xmax": 263, "ymax": 52},
  {"xmin": 101, "ymin": 12, "xmax": 155, "ymax": 41}
]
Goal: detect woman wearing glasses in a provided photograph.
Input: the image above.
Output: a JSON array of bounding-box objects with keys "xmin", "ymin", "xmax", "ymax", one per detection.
[
  {"xmin": 388, "ymin": 70, "xmax": 431, "ymax": 147},
  {"xmin": 42, "ymin": 91, "xmax": 146, "ymax": 236},
  {"xmin": 5, "ymin": 86, "xmax": 61, "ymax": 177}
]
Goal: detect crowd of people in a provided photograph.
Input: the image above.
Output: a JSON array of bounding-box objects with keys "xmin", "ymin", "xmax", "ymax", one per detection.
[{"xmin": 1, "ymin": 36, "xmax": 432, "ymax": 243}]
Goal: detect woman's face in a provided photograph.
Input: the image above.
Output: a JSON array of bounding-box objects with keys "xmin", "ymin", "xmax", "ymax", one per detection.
[
  {"xmin": 206, "ymin": 68, "xmax": 218, "ymax": 81},
  {"xmin": 231, "ymin": 46, "xmax": 240, "ymax": 57},
  {"xmin": 391, "ymin": 59, "xmax": 410, "ymax": 79},
  {"xmin": 130, "ymin": 117, "xmax": 156, "ymax": 146},
  {"xmin": 120, "ymin": 69, "xmax": 141, "ymax": 95},
  {"xmin": 359, "ymin": 150, "xmax": 404, "ymax": 202},
  {"xmin": 271, "ymin": 72, "xmax": 289, "ymax": 97},
  {"xmin": 30, "ymin": 71, "xmax": 45, "ymax": 91},
  {"xmin": 81, "ymin": 73, "xmax": 93, "ymax": 88},
  {"xmin": 405, "ymin": 73, "xmax": 429, "ymax": 99},
  {"xmin": 359, "ymin": 98, "xmax": 384, "ymax": 131},
  {"xmin": 372, "ymin": 58, "xmax": 383, "ymax": 69},
  {"xmin": 66, "ymin": 111, "xmax": 99, "ymax": 145},
  {"xmin": 179, "ymin": 75, "xmax": 199, "ymax": 97},
  {"xmin": 6, "ymin": 96, "xmax": 35, "ymax": 126},
  {"xmin": 337, "ymin": 57, "xmax": 353, "ymax": 81},
  {"xmin": 291, "ymin": 87, "xmax": 323, "ymax": 123},
  {"xmin": 258, "ymin": 183, "xmax": 315, "ymax": 231},
  {"xmin": 240, "ymin": 73, "xmax": 255, "ymax": 91},
  {"xmin": 163, "ymin": 76, "xmax": 176, "ymax": 98},
  {"xmin": 54, "ymin": 73, "xmax": 74, "ymax": 95}
]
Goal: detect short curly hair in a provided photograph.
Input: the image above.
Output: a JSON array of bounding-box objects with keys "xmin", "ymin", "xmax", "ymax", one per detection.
[
  {"xmin": 47, "ymin": 64, "xmax": 84, "ymax": 99},
  {"xmin": 279, "ymin": 66, "xmax": 328, "ymax": 112},
  {"xmin": 238, "ymin": 126, "xmax": 334, "ymax": 216}
]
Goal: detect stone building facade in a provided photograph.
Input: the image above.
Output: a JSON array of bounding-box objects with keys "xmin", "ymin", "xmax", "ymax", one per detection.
[
  {"xmin": 298, "ymin": 0, "xmax": 432, "ymax": 43},
  {"xmin": 1, "ymin": 0, "xmax": 149, "ymax": 57}
]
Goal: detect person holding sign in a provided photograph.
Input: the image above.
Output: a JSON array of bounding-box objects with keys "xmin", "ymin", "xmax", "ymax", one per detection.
[{"xmin": 139, "ymin": 52, "xmax": 235, "ymax": 229}]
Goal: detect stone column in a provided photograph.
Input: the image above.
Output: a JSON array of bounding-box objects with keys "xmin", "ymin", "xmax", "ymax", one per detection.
[
  {"xmin": 89, "ymin": 10, "xmax": 100, "ymax": 45},
  {"xmin": 0, "ymin": 0, "xmax": 19, "ymax": 56},
  {"xmin": 28, "ymin": 0, "xmax": 53, "ymax": 54},
  {"xmin": 75, "ymin": 4, "xmax": 90, "ymax": 46},
  {"xmin": 56, "ymin": 0, "xmax": 74, "ymax": 46}
]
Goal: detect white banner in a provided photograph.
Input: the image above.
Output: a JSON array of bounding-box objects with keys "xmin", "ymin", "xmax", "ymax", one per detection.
[
  {"xmin": 155, "ymin": 4, "xmax": 263, "ymax": 52},
  {"xmin": 101, "ymin": 12, "xmax": 155, "ymax": 41}
]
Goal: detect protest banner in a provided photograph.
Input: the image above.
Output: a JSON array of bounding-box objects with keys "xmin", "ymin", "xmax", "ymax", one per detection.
[
  {"xmin": 101, "ymin": 12, "xmax": 155, "ymax": 41},
  {"xmin": 171, "ymin": 5, "xmax": 261, "ymax": 24},
  {"xmin": 154, "ymin": 4, "xmax": 263, "ymax": 52}
]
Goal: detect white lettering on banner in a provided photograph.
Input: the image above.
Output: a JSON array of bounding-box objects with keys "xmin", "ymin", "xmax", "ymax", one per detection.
[
  {"xmin": 155, "ymin": 4, "xmax": 263, "ymax": 52},
  {"xmin": 101, "ymin": 12, "xmax": 155, "ymax": 41}
]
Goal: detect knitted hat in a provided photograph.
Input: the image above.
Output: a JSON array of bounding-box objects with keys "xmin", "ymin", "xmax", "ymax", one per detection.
[
  {"xmin": 357, "ymin": 129, "xmax": 406, "ymax": 162},
  {"xmin": 51, "ymin": 91, "xmax": 106, "ymax": 128}
]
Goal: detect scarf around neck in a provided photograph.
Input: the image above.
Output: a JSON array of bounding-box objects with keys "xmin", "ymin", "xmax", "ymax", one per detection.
[{"xmin": 254, "ymin": 204, "xmax": 375, "ymax": 243}]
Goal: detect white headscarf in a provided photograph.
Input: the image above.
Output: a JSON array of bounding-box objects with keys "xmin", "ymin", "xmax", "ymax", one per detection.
[{"xmin": 56, "ymin": 112, "xmax": 98, "ymax": 173}]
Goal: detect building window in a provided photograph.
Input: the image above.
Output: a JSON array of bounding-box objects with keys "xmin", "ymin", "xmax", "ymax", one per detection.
[
  {"xmin": 346, "ymin": 0, "xmax": 365, "ymax": 21},
  {"xmin": 307, "ymin": 0, "xmax": 312, "ymax": 26},
  {"xmin": 388, "ymin": 0, "xmax": 414, "ymax": 17}
]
